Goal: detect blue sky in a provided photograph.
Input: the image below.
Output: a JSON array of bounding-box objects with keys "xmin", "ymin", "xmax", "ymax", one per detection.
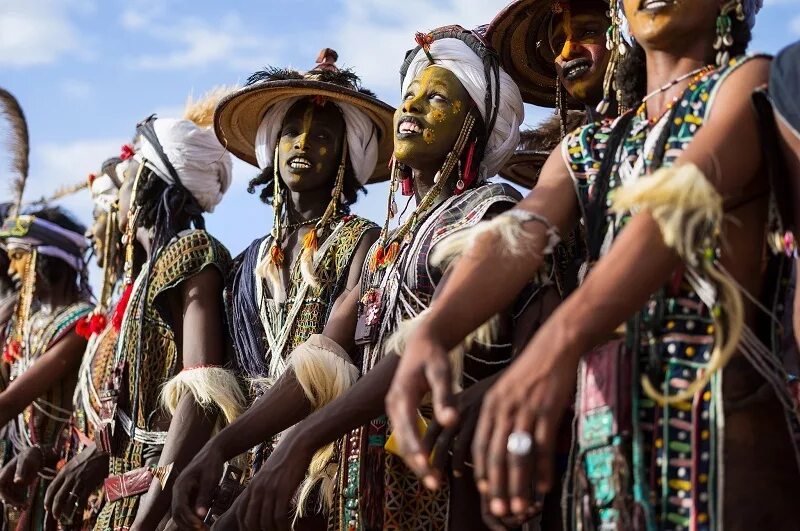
[{"xmin": 1, "ymin": 0, "xmax": 799, "ymax": 286}]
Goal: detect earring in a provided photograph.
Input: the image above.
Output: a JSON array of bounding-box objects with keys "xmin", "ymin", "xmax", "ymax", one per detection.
[
  {"xmin": 555, "ymin": 82, "xmax": 567, "ymax": 137},
  {"xmin": 715, "ymin": 0, "xmax": 744, "ymax": 67}
]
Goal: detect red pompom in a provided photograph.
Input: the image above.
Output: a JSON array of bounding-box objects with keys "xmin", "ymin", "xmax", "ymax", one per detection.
[
  {"xmin": 90, "ymin": 313, "xmax": 108, "ymax": 335},
  {"xmin": 76, "ymin": 316, "xmax": 92, "ymax": 339},
  {"xmin": 2, "ymin": 340, "xmax": 20, "ymax": 363},
  {"xmin": 120, "ymin": 144, "xmax": 135, "ymax": 161},
  {"xmin": 112, "ymin": 283, "xmax": 133, "ymax": 332}
]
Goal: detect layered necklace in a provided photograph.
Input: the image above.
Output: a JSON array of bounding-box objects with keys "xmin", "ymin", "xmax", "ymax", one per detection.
[{"xmin": 638, "ymin": 64, "xmax": 715, "ymax": 125}]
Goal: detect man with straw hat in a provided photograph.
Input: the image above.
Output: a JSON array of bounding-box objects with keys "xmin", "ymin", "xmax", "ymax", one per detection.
[{"xmin": 172, "ymin": 49, "xmax": 393, "ymax": 528}]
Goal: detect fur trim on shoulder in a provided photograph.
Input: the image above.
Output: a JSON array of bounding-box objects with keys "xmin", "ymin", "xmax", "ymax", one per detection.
[
  {"xmin": 288, "ymin": 335, "xmax": 358, "ymax": 517},
  {"xmin": 160, "ymin": 366, "xmax": 246, "ymax": 429},
  {"xmin": 610, "ymin": 163, "xmax": 743, "ymax": 404},
  {"xmin": 430, "ymin": 213, "xmax": 545, "ymax": 272}
]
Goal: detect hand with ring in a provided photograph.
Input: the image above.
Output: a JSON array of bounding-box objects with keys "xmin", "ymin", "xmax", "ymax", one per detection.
[
  {"xmin": 44, "ymin": 443, "xmax": 109, "ymax": 523},
  {"xmin": 471, "ymin": 338, "xmax": 580, "ymax": 525}
]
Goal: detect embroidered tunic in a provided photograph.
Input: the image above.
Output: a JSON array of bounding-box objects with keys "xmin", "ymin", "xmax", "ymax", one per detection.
[
  {"xmin": 562, "ymin": 55, "xmax": 800, "ymax": 531},
  {"xmin": 334, "ymin": 183, "xmax": 523, "ymax": 531},
  {"xmin": 4, "ymin": 301, "xmax": 92, "ymax": 530},
  {"xmin": 94, "ymin": 230, "xmax": 231, "ymax": 530}
]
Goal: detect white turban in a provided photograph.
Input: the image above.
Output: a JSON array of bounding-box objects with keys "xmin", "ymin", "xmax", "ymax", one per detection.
[
  {"xmin": 254, "ymin": 98, "xmax": 379, "ymax": 184},
  {"xmin": 137, "ymin": 118, "xmax": 233, "ymax": 213},
  {"xmin": 90, "ymin": 173, "xmax": 119, "ymax": 213},
  {"xmin": 401, "ymin": 38, "xmax": 524, "ymax": 178}
]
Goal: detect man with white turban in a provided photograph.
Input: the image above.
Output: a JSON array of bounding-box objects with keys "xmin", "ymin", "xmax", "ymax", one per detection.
[
  {"xmin": 91, "ymin": 91, "xmax": 243, "ymax": 531},
  {"xmin": 172, "ymin": 26, "xmax": 540, "ymax": 531}
]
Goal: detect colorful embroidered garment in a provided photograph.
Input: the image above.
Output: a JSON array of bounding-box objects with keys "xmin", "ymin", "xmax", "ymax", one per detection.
[
  {"xmin": 94, "ymin": 230, "xmax": 231, "ymax": 530},
  {"xmin": 562, "ymin": 55, "xmax": 800, "ymax": 530},
  {"xmin": 334, "ymin": 183, "xmax": 522, "ymax": 531},
  {"xmin": 3, "ymin": 301, "xmax": 92, "ymax": 530}
]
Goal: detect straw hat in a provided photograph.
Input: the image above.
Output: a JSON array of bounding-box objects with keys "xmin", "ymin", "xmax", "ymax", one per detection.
[
  {"xmin": 499, "ymin": 110, "xmax": 585, "ymax": 188},
  {"xmin": 485, "ymin": 0, "xmax": 607, "ymax": 108},
  {"xmin": 214, "ymin": 49, "xmax": 395, "ymax": 183}
]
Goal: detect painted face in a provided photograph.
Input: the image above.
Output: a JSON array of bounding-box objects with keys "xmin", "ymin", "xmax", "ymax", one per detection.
[
  {"xmin": 394, "ymin": 66, "xmax": 471, "ymax": 170},
  {"xmin": 277, "ymin": 99, "xmax": 346, "ymax": 193},
  {"xmin": 7, "ymin": 247, "xmax": 31, "ymax": 284},
  {"xmin": 90, "ymin": 212, "xmax": 109, "ymax": 267},
  {"xmin": 550, "ymin": 2, "xmax": 611, "ymax": 105},
  {"xmin": 622, "ymin": 0, "xmax": 718, "ymax": 50},
  {"xmin": 117, "ymin": 164, "xmax": 136, "ymax": 233}
]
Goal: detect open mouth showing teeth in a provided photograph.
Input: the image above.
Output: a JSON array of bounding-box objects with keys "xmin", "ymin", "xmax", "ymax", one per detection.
[
  {"xmin": 287, "ymin": 156, "xmax": 312, "ymax": 170},
  {"xmin": 639, "ymin": 0, "xmax": 675, "ymax": 11},
  {"xmin": 562, "ymin": 59, "xmax": 592, "ymax": 81},
  {"xmin": 397, "ymin": 116, "xmax": 423, "ymax": 137}
]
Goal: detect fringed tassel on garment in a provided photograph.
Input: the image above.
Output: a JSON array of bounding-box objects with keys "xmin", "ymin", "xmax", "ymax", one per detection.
[
  {"xmin": 610, "ymin": 163, "xmax": 744, "ymax": 404},
  {"xmin": 299, "ymin": 229, "xmax": 321, "ymax": 289},
  {"xmin": 288, "ymin": 335, "xmax": 359, "ymax": 517},
  {"xmin": 160, "ymin": 366, "xmax": 246, "ymax": 431},
  {"xmin": 255, "ymin": 244, "xmax": 285, "ymax": 296},
  {"xmin": 430, "ymin": 211, "xmax": 552, "ymax": 271},
  {"xmin": 386, "ymin": 309, "xmax": 499, "ymax": 392}
]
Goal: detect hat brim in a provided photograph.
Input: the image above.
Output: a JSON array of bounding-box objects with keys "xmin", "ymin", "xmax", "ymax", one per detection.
[
  {"xmin": 486, "ymin": 0, "xmax": 604, "ymax": 107},
  {"xmin": 498, "ymin": 150, "xmax": 550, "ymax": 189},
  {"xmin": 214, "ymin": 80, "xmax": 396, "ymax": 183}
]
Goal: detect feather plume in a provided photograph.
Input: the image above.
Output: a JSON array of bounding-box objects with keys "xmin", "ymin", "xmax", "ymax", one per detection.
[
  {"xmin": 184, "ymin": 86, "xmax": 236, "ymax": 128},
  {"xmin": 0, "ymin": 89, "xmax": 29, "ymax": 217},
  {"xmin": 24, "ymin": 178, "xmax": 88, "ymax": 208},
  {"xmin": 518, "ymin": 111, "xmax": 586, "ymax": 153}
]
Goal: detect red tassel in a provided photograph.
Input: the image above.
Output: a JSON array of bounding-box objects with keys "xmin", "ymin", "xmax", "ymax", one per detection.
[
  {"xmin": 401, "ymin": 176, "xmax": 414, "ymax": 196},
  {"xmin": 76, "ymin": 316, "xmax": 92, "ymax": 339},
  {"xmin": 458, "ymin": 140, "xmax": 478, "ymax": 194},
  {"xmin": 3, "ymin": 340, "xmax": 20, "ymax": 364},
  {"xmin": 112, "ymin": 283, "xmax": 133, "ymax": 332},
  {"xmin": 90, "ymin": 313, "xmax": 108, "ymax": 335}
]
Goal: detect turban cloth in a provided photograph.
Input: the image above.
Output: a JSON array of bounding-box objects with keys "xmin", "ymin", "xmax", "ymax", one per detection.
[
  {"xmin": 137, "ymin": 118, "xmax": 233, "ymax": 213},
  {"xmin": 253, "ymin": 99, "xmax": 379, "ymax": 185},
  {"xmin": 3, "ymin": 216, "xmax": 88, "ymax": 272},
  {"xmin": 401, "ymin": 38, "xmax": 524, "ymax": 178},
  {"xmin": 90, "ymin": 173, "xmax": 119, "ymax": 214}
]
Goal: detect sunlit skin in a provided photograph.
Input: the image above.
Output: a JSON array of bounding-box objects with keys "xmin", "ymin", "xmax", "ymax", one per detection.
[
  {"xmin": 278, "ymin": 100, "xmax": 345, "ymax": 194},
  {"xmin": 622, "ymin": 0, "xmax": 718, "ymax": 52},
  {"xmin": 7, "ymin": 248, "xmax": 30, "ymax": 285},
  {"xmin": 90, "ymin": 212, "xmax": 109, "ymax": 268},
  {"xmin": 394, "ymin": 66, "xmax": 469, "ymax": 172},
  {"xmin": 550, "ymin": 4, "xmax": 610, "ymax": 104}
]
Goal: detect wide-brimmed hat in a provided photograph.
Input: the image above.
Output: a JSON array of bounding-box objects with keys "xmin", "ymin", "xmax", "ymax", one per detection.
[
  {"xmin": 499, "ymin": 110, "xmax": 585, "ymax": 188},
  {"xmin": 485, "ymin": 0, "xmax": 607, "ymax": 108},
  {"xmin": 215, "ymin": 50, "xmax": 395, "ymax": 183}
]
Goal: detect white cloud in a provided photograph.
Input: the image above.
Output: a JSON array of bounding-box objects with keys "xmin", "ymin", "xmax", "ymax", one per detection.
[
  {"xmin": 0, "ymin": 0, "xmax": 93, "ymax": 67},
  {"xmin": 329, "ymin": 0, "xmax": 511, "ymax": 96},
  {"xmin": 23, "ymin": 138, "xmax": 126, "ymax": 229},
  {"xmin": 127, "ymin": 13, "xmax": 281, "ymax": 71},
  {"xmin": 791, "ymin": 14, "xmax": 800, "ymax": 36},
  {"xmin": 60, "ymin": 79, "xmax": 93, "ymax": 100}
]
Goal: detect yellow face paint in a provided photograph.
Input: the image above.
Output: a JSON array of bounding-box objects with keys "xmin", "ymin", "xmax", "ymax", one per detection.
[
  {"xmin": 423, "ymin": 128, "xmax": 435, "ymax": 144},
  {"xmin": 319, "ymin": 146, "xmax": 328, "ymax": 156},
  {"xmin": 452, "ymin": 100, "xmax": 463, "ymax": 115},
  {"xmin": 558, "ymin": 6, "xmax": 574, "ymax": 60},
  {"xmin": 431, "ymin": 109, "xmax": 445, "ymax": 122},
  {"xmin": 297, "ymin": 105, "xmax": 315, "ymax": 150}
]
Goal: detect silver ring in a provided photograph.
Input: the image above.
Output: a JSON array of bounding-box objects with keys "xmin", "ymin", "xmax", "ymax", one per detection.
[{"xmin": 506, "ymin": 431, "xmax": 533, "ymax": 456}]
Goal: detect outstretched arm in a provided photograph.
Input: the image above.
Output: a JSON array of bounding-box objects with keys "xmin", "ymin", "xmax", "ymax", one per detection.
[
  {"xmin": 0, "ymin": 330, "xmax": 86, "ymax": 427},
  {"xmin": 171, "ymin": 228, "xmax": 377, "ymax": 528},
  {"xmin": 131, "ymin": 267, "xmax": 226, "ymax": 530},
  {"xmin": 473, "ymin": 57, "xmax": 773, "ymax": 523}
]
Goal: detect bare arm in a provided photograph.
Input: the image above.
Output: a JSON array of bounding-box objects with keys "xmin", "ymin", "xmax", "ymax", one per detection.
[
  {"xmin": 132, "ymin": 266, "xmax": 226, "ymax": 529},
  {"xmin": 0, "ymin": 331, "xmax": 86, "ymax": 427}
]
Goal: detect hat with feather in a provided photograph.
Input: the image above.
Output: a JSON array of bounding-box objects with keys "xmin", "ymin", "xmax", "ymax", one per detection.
[
  {"xmin": 499, "ymin": 110, "xmax": 585, "ymax": 188},
  {"xmin": 484, "ymin": 0, "xmax": 610, "ymax": 108},
  {"xmin": 214, "ymin": 48, "xmax": 394, "ymax": 183}
]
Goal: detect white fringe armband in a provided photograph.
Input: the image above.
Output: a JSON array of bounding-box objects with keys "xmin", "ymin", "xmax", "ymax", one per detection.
[
  {"xmin": 160, "ymin": 366, "xmax": 246, "ymax": 429},
  {"xmin": 609, "ymin": 163, "xmax": 743, "ymax": 405},
  {"xmin": 431, "ymin": 209, "xmax": 560, "ymax": 271},
  {"xmin": 288, "ymin": 334, "xmax": 359, "ymax": 517}
]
